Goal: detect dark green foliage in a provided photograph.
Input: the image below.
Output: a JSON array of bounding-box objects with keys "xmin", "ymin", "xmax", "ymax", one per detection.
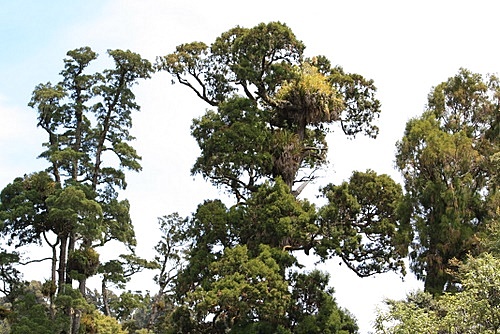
[
  {"xmin": 317, "ymin": 171, "xmax": 408, "ymax": 277},
  {"xmin": 159, "ymin": 21, "xmax": 382, "ymax": 194},
  {"xmin": 396, "ymin": 68, "xmax": 499, "ymax": 294},
  {"xmin": 0, "ymin": 172, "xmax": 56, "ymax": 247},
  {"xmin": 191, "ymin": 97, "xmax": 274, "ymax": 199},
  {"xmin": 288, "ymin": 270, "xmax": 358, "ymax": 334},
  {"xmin": 0, "ymin": 250, "xmax": 22, "ymax": 296},
  {"xmin": 189, "ymin": 245, "xmax": 290, "ymax": 332},
  {"xmin": 153, "ymin": 21, "xmax": 412, "ymax": 333},
  {"xmin": 0, "ymin": 46, "xmax": 152, "ymax": 333},
  {"xmin": 10, "ymin": 292, "xmax": 53, "ymax": 334}
]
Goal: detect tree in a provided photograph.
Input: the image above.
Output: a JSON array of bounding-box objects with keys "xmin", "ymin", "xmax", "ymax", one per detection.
[
  {"xmin": 374, "ymin": 290, "xmax": 443, "ymax": 333},
  {"xmin": 317, "ymin": 170, "xmax": 409, "ymax": 277},
  {"xmin": 157, "ymin": 22, "xmax": 380, "ymax": 198},
  {"xmin": 0, "ymin": 250, "xmax": 22, "ymax": 297},
  {"xmin": 0, "ymin": 47, "xmax": 152, "ymax": 333},
  {"xmin": 288, "ymin": 270, "xmax": 358, "ymax": 334},
  {"xmin": 9, "ymin": 290, "xmax": 53, "ymax": 334},
  {"xmin": 375, "ymin": 253, "xmax": 500, "ymax": 334},
  {"xmin": 156, "ymin": 22, "xmax": 409, "ymax": 333},
  {"xmin": 143, "ymin": 214, "xmax": 186, "ymax": 332},
  {"xmin": 395, "ymin": 68, "xmax": 500, "ymax": 294},
  {"xmin": 99, "ymin": 254, "xmax": 158, "ymax": 318},
  {"xmin": 189, "ymin": 244, "xmax": 290, "ymax": 332},
  {"xmin": 2, "ymin": 281, "xmax": 81, "ymax": 334}
]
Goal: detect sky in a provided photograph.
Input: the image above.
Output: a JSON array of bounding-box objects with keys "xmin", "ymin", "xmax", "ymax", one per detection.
[{"xmin": 1, "ymin": 1, "xmax": 500, "ymax": 332}]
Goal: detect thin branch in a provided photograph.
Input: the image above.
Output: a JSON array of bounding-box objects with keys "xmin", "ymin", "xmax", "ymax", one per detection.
[
  {"xmin": 19, "ymin": 257, "xmax": 52, "ymax": 265},
  {"xmin": 43, "ymin": 231, "xmax": 60, "ymax": 248},
  {"xmin": 292, "ymin": 180, "xmax": 310, "ymax": 197}
]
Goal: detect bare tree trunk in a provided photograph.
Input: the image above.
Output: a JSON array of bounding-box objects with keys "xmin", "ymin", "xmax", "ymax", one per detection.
[
  {"xmin": 102, "ymin": 279, "xmax": 111, "ymax": 316},
  {"xmin": 78, "ymin": 278, "xmax": 86, "ymax": 296},
  {"xmin": 66, "ymin": 233, "xmax": 76, "ymax": 285},
  {"xmin": 44, "ymin": 233, "xmax": 59, "ymax": 319},
  {"xmin": 58, "ymin": 235, "xmax": 68, "ymax": 293}
]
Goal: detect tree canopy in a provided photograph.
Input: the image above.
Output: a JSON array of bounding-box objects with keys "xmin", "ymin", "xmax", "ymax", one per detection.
[
  {"xmin": 396, "ymin": 68, "xmax": 500, "ymax": 294},
  {"xmin": 0, "ymin": 21, "xmax": 498, "ymax": 334},
  {"xmin": 152, "ymin": 21, "xmax": 409, "ymax": 333},
  {"xmin": 158, "ymin": 22, "xmax": 381, "ymax": 195},
  {"xmin": 0, "ymin": 46, "xmax": 152, "ymax": 333}
]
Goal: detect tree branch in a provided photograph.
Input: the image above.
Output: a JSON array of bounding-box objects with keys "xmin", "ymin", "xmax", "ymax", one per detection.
[{"xmin": 19, "ymin": 257, "xmax": 52, "ymax": 265}]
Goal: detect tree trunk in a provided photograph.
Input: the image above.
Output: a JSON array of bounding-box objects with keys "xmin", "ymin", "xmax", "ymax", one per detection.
[
  {"xmin": 102, "ymin": 279, "xmax": 111, "ymax": 316},
  {"xmin": 147, "ymin": 294, "xmax": 162, "ymax": 330},
  {"xmin": 66, "ymin": 233, "xmax": 76, "ymax": 284},
  {"xmin": 45, "ymin": 233, "xmax": 59, "ymax": 319},
  {"xmin": 71, "ymin": 308, "xmax": 81, "ymax": 334},
  {"xmin": 78, "ymin": 278, "xmax": 86, "ymax": 296},
  {"xmin": 58, "ymin": 235, "xmax": 68, "ymax": 293},
  {"xmin": 72, "ymin": 85, "xmax": 83, "ymax": 181},
  {"xmin": 91, "ymin": 72, "xmax": 125, "ymax": 191}
]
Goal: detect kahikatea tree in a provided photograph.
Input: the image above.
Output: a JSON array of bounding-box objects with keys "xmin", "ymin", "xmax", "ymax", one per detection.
[
  {"xmin": 396, "ymin": 68, "xmax": 500, "ymax": 295},
  {"xmin": 0, "ymin": 47, "xmax": 152, "ymax": 333},
  {"xmin": 155, "ymin": 22, "xmax": 409, "ymax": 333}
]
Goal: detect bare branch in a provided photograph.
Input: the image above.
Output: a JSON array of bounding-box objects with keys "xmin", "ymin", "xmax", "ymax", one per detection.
[{"xmin": 19, "ymin": 257, "xmax": 52, "ymax": 265}]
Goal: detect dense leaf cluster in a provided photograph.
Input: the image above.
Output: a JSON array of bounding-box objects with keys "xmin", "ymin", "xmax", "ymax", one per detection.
[{"xmin": 396, "ymin": 68, "xmax": 499, "ymax": 294}]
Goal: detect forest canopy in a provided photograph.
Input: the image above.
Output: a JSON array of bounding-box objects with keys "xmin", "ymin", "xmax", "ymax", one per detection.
[{"xmin": 0, "ymin": 21, "xmax": 498, "ymax": 334}]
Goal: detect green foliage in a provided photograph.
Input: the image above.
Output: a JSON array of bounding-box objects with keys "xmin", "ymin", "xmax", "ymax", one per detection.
[
  {"xmin": 82, "ymin": 309, "xmax": 128, "ymax": 334},
  {"xmin": 396, "ymin": 68, "xmax": 499, "ymax": 294},
  {"xmin": 160, "ymin": 175, "xmax": 379, "ymax": 333},
  {"xmin": 0, "ymin": 172, "xmax": 56, "ymax": 247},
  {"xmin": 374, "ymin": 290, "xmax": 442, "ymax": 333},
  {"xmin": 274, "ymin": 62, "xmax": 344, "ymax": 132},
  {"xmin": 159, "ymin": 22, "xmax": 304, "ymax": 106},
  {"xmin": 153, "ymin": 22, "xmax": 419, "ymax": 334},
  {"xmin": 189, "ymin": 245, "xmax": 290, "ymax": 331},
  {"xmin": 0, "ymin": 46, "xmax": 152, "ymax": 333},
  {"xmin": 9, "ymin": 292, "xmax": 53, "ymax": 334},
  {"xmin": 318, "ymin": 170, "xmax": 407, "ymax": 276},
  {"xmin": 0, "ymin": 250, "xmax": 22, "ymax": 295},
  {"xmin": 67, "ymin": 247, "xmax": 100, "ymax": 280},
  {"xmin": 160, "ymin": 21, "xmax": 382, "ymax": 193},
  {"xmin": 46, "ymin": 185, "xmax": 103, "ymax": 240},
  {"xmin": 0, "ymin": 281, "xmax": 92, "ymax": 334},
  {"xmin": 328, "ymin": 64, "xmax": 381, "ymax": 138},
  {"xmin": 9, "ymin": 21, "xmax": 497, "ymax": 334},
  {"xmin": 191, "ymin": 97, "xmax": 274, "ymax": 199},
  {"xmin": 239, "ymin": 178, "xmax": 318, "ymax": 254},
  {"xmin": 375, "ymin": 253, "xmax": 500, "ymax": 333},
  {"xmin": 0, "ymin": 319, "xmax": 9, "ymax": 334},
  {"xmin": 288, "ymin": 270, "xmax": 358, "ymax": 334},
  {"xmin": 100, "ymin": 254, "xmax": 159, "ymax": 290}
]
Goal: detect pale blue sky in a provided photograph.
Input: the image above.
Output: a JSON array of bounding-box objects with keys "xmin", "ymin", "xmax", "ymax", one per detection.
[
  {"xmin": 1, "ymin": 1, "xmax": 499, "ymax": 332},
  {"xmin": 1, "ymin": 1, "xmax": 107, "ymax": 98}
]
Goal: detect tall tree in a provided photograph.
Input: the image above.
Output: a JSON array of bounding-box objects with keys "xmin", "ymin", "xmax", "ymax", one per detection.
[
  {"xmin": 158, "ymin": 22, "xmax": 380, "ymax": 198},
  {"xmin": 396, "ymin": 68, "xmax": 500, "ymax": 294},
  {"xmin": 156, "ymin": 22, "xmax": 408, "ymax": 332},
  {"xmin": 0, "ymin": 47, "xmax": 152, "ymax": 333}
]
